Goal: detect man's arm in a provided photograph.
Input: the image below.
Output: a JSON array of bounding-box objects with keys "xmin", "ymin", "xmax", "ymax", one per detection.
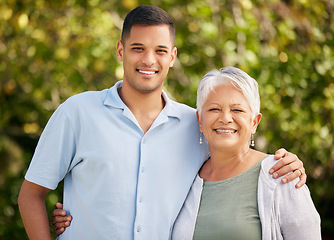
[
  {"xmin": 271, "ymin": 148, "xmax": 306, "ymax": 188},
  {"xmin": 18, "ymin": 180, "xmax": 52, "ymax": 240}
]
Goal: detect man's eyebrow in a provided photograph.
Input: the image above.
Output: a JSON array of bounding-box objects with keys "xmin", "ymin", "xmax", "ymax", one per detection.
[
  {"xmin": 157, "ymin": 45, "xmax": 169, "ymax": 49},
  {"xmin": 129, "ymin": 43, "xmax": 170, "ymax": 50},
  {"xmin": 130, "ymin": 43, "xmax": 144, "ymax": 46}
]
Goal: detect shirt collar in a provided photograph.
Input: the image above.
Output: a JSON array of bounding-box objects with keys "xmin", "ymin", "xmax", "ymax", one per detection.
[{"xmin": 104, "ymin": 80, "xmax": 181, "ymax": 120}]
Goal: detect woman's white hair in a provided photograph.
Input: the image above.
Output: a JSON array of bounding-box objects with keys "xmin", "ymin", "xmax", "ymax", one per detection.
[{"xmin": 196, "ymin": 66, "xmax": 261, "ymax": 118}]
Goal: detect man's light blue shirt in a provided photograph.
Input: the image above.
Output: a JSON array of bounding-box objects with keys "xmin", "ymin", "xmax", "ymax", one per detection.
[{"xmin": 25, "ymin": 81, "xmax": 209, "ymax": 239}]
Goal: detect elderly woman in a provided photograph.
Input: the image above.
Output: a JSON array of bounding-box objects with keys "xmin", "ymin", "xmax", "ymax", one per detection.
[{"xmin": 172, "ymin": 67, "xmax": 321, "ymax": 239}]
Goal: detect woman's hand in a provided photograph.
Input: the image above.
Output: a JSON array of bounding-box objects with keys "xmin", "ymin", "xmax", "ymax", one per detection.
[{"xmin": 51, "ymin": 202, "xmax": 72, "ymax": 236}]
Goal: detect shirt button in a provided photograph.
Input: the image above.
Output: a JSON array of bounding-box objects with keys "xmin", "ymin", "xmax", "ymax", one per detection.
[
  {"xmin": 141, "ymin": 167, "xmax": 144, "ymax": 173},
  {"xmin": 139, "ymin": 197, "xmax": 143, "ymax": 203},
  {"xmin": 143, "ymin": 138, "xmax": 146, "ymax": 144},
  {"xmin": 137, "ymin": 227, "xmax": 141, "ymax": 232}
]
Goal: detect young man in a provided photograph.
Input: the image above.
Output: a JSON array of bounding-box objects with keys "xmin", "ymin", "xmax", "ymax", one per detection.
[{"xmin": 18, "ymin": 6, "xmax": 305, "ymax": 240}]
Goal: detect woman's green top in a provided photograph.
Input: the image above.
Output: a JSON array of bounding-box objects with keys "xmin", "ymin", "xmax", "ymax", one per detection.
[{"xmin": 193, "ymin": 159, "xmax": 263, "ymax": 240}]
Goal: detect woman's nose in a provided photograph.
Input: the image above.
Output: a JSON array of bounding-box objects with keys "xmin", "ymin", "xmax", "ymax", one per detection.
[{"xmin": 219, "ymin": 111, "xmax": 233, "ymax": 124}]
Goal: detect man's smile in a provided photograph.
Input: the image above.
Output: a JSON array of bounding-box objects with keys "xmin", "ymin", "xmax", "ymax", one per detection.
[{"xmin": 137, "ymin": 69, "xmax": 157, "ymax": 75}]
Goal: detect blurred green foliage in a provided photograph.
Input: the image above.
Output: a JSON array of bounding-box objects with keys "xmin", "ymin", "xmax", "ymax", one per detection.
[{"xmin": 1, "ymin": 0, "xmax": 333, "ymax": 239}]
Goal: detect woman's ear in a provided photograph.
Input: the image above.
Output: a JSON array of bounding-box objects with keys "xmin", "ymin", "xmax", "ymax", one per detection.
[
  {"xmin": 196, "ymin": 111, "xmax": 203, "ymax": 132},
  {"xmin": 251, "ymin": 113, "xmax": 262, "ymax": 134}
]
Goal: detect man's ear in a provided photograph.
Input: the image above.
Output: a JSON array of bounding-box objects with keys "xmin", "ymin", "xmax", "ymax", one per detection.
[
  {"xmin": 169, "ymin": 47, "xmax": 177, "ymax": 68},
  {"xmin": 252, "ymin": 113, "xmax": 262, "ymax": 134},
  {"xmin": 116, "ymin": 40, "xmax": 124, "ymax": 62}
]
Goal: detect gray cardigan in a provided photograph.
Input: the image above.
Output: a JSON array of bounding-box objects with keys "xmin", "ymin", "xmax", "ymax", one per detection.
[{"xmin": 171, "ymin": 155, "xmax": 321, "ymax": 240}]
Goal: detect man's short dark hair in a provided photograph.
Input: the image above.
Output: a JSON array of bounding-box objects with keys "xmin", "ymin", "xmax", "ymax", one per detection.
[{"xmin": 121, "ymin": 5, "xmax": 175, "ymax": 45}]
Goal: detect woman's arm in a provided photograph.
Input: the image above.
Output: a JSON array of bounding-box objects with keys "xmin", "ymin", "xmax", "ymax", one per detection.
[
  {"xmin": 277, "ymin": 180, "xmax": 321, "ymax": 239},
  {"xmin": 18, "ymin": 180, "xmax": 52, "ymax": 240}
]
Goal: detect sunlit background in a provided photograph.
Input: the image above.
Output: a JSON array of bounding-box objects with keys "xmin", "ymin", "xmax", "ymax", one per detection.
[{"xmin": 1, "ymin": 0, "xmax": 333, "ymax": 239}]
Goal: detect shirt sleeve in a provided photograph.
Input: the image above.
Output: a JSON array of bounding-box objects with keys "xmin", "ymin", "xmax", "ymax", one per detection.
[
  {"xmin": 171, "ymin": 175, "xmax": 203, "ymax": 240},
  {"xmin": 276, "ymin": 178, "xmax": 321, "ymax": 239},
  {"xmin": 25, "ymin": 103, "xmax": 77, "ymax": 190}
]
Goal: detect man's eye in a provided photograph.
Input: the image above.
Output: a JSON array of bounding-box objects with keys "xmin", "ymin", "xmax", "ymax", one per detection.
[
  {"xmin": 232, "ymin": 109, "xmax": 243, "ymax": 112},
  {"xmin": 209, "ymin": 108, "xmax": 220, "ymax": 111},
  {"xmin": 157, "ymin": 49, "xmax": 168, "ymax": 54}
]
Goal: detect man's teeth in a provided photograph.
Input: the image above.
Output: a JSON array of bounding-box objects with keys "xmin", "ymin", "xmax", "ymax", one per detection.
[
  {"xmin": 216, "ymin": 129, "xmax": 236, "ymax": 133},
  {"xmin": 139, "ymin": 70, "xmax": 155, "ymax": 75}
]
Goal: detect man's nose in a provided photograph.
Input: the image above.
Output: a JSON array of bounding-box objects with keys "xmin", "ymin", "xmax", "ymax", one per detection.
[{"xmin": 142, "ymin": 51, "xmax": 156, "ymax": 66}]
